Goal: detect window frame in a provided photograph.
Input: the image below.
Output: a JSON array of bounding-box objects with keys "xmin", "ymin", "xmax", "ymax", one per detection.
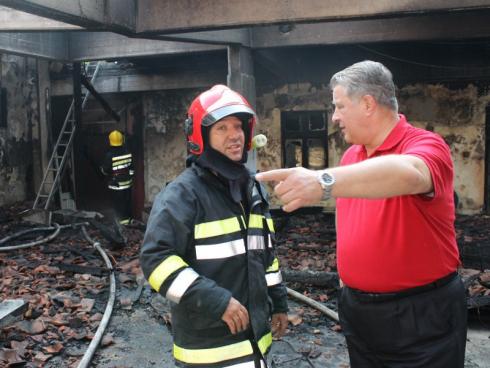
[{"xmin": 281, "ymin": 110, "xmax": 328, "ymax": 169}]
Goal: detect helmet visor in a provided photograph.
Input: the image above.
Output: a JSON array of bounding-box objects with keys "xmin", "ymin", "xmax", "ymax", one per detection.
[{"xmin": 202, "ymin": 104, "xmax": 255, "ymax": 127}]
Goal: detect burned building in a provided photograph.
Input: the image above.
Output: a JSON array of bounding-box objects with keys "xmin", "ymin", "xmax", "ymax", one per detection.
[
  {"xmin": 1, "ymin": 3, "xmax": 490, "ymax": 367},
  {"xmin": 0, "ymin": 2, "xmax": 489, "ymax": 217}
]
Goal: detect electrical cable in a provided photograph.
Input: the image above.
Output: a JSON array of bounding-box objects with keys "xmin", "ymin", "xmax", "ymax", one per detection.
[{"xmin": 356, "ymin": 44, "xmax": 490, "ymax": 71}]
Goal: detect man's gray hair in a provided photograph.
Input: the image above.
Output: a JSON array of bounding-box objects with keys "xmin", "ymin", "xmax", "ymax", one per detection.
[{"xmin": 330, "ymin": 60, "xmax": 398, "ymax": 112}]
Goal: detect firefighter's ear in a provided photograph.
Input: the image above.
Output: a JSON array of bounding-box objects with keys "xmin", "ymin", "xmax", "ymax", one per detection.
[{"xmin": 184, "ymin": 116, "xmax": 193, "ymax": 136}]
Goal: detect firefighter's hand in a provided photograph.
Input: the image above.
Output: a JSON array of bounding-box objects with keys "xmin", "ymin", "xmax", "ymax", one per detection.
[
  {"xmin": 222, "ymin": 297, "xmax": 250, "ymax": 335},
  {"xmin": 256, "ymin": 168, "xmax": 323, "ymax": 212},
  {"xmin": 271, "ymin": 313, "xmax": 288, "ymax": 338}
]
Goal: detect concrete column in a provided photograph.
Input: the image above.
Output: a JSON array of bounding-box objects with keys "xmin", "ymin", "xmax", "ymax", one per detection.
[
  {"xmin": 227, "ymin": 45, "xmax": 260, "ymax": 172},
  {"xmin": 227, "ymin": 45, "xmax": 255, "ymax": 108}
]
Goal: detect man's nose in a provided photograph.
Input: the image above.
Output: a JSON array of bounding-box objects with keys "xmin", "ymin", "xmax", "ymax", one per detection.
[{"xmin": 229, "ymin": 127, "xmax": 243, "ymax": 138}]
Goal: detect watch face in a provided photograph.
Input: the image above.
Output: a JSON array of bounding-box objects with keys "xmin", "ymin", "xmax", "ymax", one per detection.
[{"xmin": 321, "ymin": 172, "xmax": 334, "ymax": 185}]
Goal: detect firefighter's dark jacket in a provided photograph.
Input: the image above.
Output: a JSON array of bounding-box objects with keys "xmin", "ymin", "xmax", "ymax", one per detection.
[
  {"xmin": 100, "ymin": 146, "xmax": 134, "ymax": 190},
  {"xmin": 140, "ymin": 163, "xmax": 288, "ymax": 367}
]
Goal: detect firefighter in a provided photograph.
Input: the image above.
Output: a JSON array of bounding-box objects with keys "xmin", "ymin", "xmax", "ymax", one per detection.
[
  {"xmin": 140, "ymin": 85, "xmax": 288, "ymax": 368},
  {"xmin": 100, "ymin": 130, "xmax": 134, "ymax": 225}
]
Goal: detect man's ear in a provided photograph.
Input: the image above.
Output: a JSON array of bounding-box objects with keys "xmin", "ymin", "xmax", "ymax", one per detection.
[{"xmin": 362, "ymin": 95, "xmax": 377, "ymax": 115}]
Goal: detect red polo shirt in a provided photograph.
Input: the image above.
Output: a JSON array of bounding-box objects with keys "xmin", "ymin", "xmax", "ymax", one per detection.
[{"xmin": 336, "ymin": 115, "xmax": 460, "ymax": 292}]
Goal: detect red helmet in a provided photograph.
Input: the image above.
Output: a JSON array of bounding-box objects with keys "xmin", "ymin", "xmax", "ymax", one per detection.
[{"xmin": 185, "ymin": 84, "xmax": 256, "ymax": 155}]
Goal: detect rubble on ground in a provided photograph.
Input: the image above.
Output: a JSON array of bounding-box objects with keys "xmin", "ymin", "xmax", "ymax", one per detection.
[{"xmin": 1, "ymin": 204, "xmax": 489, "ymax": 367}]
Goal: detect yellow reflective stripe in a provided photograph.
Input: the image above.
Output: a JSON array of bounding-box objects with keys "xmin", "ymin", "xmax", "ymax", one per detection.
[
  {"xmin": 174, "ymin": 340, "xmax": 253, "ymax": 364},
  {"xmin": 266, "ymin": 218, "xmax": 275, "ymax": 233},
  {"xmin": 248, "ymin": 214, "xmax": 264, "ymax": 229},
  {"xmin": 266, "ymin": 258, "xmax": 279, "ymax": 273},
  {"xmin": 112, "ymin": 154, "xmax": 131, "ymax": 161},
  {"xmin": 194, "ymin": 217, "xmax": 241, "ymax": 239},
  {"xmin": 148, "ymin": 255, "xmax": 188, "ymax": 292},
  {"xmin": 112, "ymin": 158, "xmax": 132, "ymax": 165},
  {"xmin": 248, "ymin": 215, "xmax": 275, "ymax": 233},
  {"xmin": 257, "ymin": 332, "xmax": 272, "ymax": 355}
]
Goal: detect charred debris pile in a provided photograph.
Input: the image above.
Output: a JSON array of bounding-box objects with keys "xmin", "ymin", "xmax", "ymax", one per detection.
[{"xmin": 0, "ymin": 203, "xmax": 489, "ymax": 367}]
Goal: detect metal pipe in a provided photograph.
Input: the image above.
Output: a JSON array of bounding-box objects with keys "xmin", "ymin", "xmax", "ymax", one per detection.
[{"xmin": 286, "ymin": 287, "xmax": 339, "ymax": 322}]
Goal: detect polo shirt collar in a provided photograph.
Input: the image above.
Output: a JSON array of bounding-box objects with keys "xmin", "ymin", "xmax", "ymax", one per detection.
[{"xmin": 354, "ymin": 114, "xmax": 409, "ymax": 156}]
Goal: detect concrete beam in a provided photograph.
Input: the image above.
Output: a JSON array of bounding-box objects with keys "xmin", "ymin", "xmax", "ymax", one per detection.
[
  {"xmin": 51, "ymin": 69, "xmax": 226, "ymax": 96},
  {"xmin": 0, "ymin": 32, "xmax": 68, "ymax": 60},
  {"xmin": 252, "ymin": 9, "xmax": 490, "ymax": 48},
  {"xmin": 0, "ymin": 0, "xmax": 136, "ymax": 32},
  {"xmin": 136, "ymin": 0, "xmax": 490, "ymax": 34},
  {"xmin": 0, "ymin": 6, "xmax": 81, "ymax": 30},
  {"xmin": 2, "ymin": 4, "xmax": 490, "ymax": 61},
  {"xmin": 68, "ymin": 32, "xmax": 224, "ymax": 61},
  {"xmin": 153, "ymin": 29, "xmax": 251, "ymax": 47}
]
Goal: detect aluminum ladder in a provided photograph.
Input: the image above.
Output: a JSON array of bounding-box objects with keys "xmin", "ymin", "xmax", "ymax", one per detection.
[{"xmin": 32, "ymin": 61, "xmax": 102, "ymax": 210}]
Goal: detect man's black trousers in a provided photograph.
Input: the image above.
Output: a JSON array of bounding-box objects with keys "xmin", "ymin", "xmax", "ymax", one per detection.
[
  {"xmin": 111, "ymin": 188, "xmax": 132, "ymax": 224},
  {"xmin": 339, "ymin": 275, "xmax": 467, "ymax": 368}
]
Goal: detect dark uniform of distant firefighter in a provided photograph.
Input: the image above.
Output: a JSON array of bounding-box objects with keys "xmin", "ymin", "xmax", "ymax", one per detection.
[
  {"xmin": 140, "ymin": 85, "xmax": 288, "ymax": 368},
  {"xmin": 100, "ymin": 130, "xmax": 134, "ymax": 225}
]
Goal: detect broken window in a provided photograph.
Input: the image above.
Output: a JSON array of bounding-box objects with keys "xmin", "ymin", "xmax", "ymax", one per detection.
[{"xmin": 281, "ymin": 111, "xmax": 328, "ymax": 169}]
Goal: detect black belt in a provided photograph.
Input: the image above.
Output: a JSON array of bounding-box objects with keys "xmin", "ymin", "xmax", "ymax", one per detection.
[{"xmin": 348, "ymin": 272, "xmax": 458, "ymax": 303}]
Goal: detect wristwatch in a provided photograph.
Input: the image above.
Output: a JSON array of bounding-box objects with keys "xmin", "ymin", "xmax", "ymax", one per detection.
[{"xmin": 317, "ymin": 171, "xmax": 336, "ymax": 201}]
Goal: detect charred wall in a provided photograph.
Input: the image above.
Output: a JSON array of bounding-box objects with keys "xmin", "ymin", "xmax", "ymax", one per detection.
[
  {"xmin": 42, "ymin": 42, "xmax": 488, "ymax": 215},
  {"xmin": 255, "ymin": 81, "xmax": 487, "ymax": 214},
  {"xmin": 142, "ymin": 89, "xmax": 200, "ymax": 203},
  {"xmin": 138, "ymin": 81, "xmax": 487, "ymax": 214},
  {"xmin": 0, "ymin": 54, "xmax": 38, "ymax": 206},
  {"xmin": 400, "ymin": 84, "xmax": 485, "ymax": 214},
  {"xmin": 253, "ymin": 41, "xmax": 490, "ymax": 214}
]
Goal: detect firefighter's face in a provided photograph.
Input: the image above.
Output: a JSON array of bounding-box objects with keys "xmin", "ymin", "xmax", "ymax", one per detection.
[{"xmin": 209, "ymin": 116, "xmax": 245, "ymax": 161}]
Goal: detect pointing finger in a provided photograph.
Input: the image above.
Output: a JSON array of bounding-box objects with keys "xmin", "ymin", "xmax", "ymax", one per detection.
[{"xmin": 255, "ymin": 169, "xmax": 293, "ymax": 183}]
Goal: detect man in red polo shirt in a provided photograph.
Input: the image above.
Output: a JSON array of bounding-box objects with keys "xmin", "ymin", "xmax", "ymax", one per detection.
[{"xmin": 256, "ymin": 60, "xmax": 466, "ymax": 368}]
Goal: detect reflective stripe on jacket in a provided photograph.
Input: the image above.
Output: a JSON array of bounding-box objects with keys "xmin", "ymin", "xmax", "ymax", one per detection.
[
  {"xmin": 140, "ymin": 164, "xmax": 288, "ymax": 367},
  {"xmin": 100, "ymin": 146, "xmax": 134, "ymax": 190}
]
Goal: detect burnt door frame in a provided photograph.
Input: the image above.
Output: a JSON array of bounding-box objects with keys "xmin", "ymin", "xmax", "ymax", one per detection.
[{"xmin": 127, "ymin": 102, "xmax": 144, "ymax": 221}]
